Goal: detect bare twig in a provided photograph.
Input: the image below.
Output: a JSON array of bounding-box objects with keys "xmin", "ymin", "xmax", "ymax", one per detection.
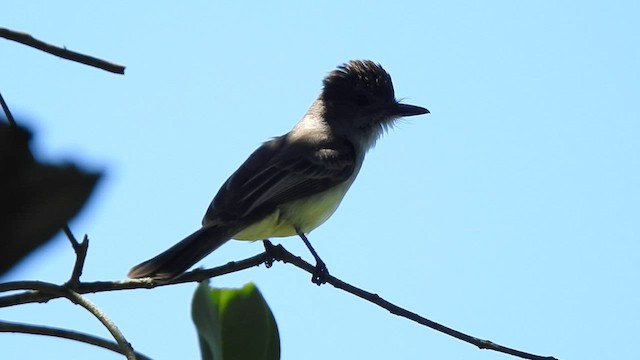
[
  {"xmin": 0, "ymin": 252, "xmax": 271, "ymax": 307},
  {"xmin": 0, "ymin": 91, "xmax": 16, "ymax": 127},
  {"xmin": 0, "ymin": 246, "xmax": 556, "ymax": 360},
  {"xmin": 267, "ymin": 244, "xmax": 558, "ymax": 360},
  {"xmin": 0, "ymin": 320, "xmax": 151, "ymax": 360},
  {"xmin": 0, "ymin": 27, "xmax": 125, "ymax": 74},
  {"xmin": 64, "ymin": 289, "xmax": 137, "ymax": 360},
  {"xmin": 0, "ymin": 281, "xmax": 137, "ymax": 359},
  {"xmin": 62, "ymin": 224, "xmax": 80, "ymax": 246},
  {"xmin": 63, "ymin": 225, "xmax": 89, "ymax": 288}
]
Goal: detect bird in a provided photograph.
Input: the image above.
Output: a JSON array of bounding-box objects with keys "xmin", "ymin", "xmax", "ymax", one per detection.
[{"xmin": 128, "ymin": 60, "xmax": 429, "ymax": 283}]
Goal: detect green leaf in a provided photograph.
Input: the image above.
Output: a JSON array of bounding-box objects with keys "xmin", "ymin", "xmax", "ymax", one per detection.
[
  {"xmin": 192, "ymin": 281, "xmax": 280, "ymax": 360},
  {"xmin": 192, "ymin": 281, "xmax": 224, "ymax": 360}
]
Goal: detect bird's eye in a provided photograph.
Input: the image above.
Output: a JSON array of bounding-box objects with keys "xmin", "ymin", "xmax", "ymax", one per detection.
[{"xmin": 354, "ymin": 93, "xmax": 370, "ymax": 106}]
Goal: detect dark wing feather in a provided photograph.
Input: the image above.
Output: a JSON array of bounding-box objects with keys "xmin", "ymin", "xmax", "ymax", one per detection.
[{"xmin": 203, "ymin": 135, "xmax": 355, "ymax": 225}]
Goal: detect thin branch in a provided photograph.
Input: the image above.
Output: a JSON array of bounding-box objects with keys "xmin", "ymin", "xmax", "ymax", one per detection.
[
  {"xmin": 63, "ymin": 224, "xmax": 80, "ymax": 246},
  {"xmin": 0, "ymin": 247, "xmax": 556, "ymax": 360},
  {"xmin": 0, "ymin": 252, "xmax": 271, "ymax": 306},
  {"xmin": 0, "ymin": 91, "xmax": 17, "ymax": 127},
  {"xmin": 0, "ymin": 280, "xmax": 67, "ymax": 295},
  {"xmin": 63, "ymin": 225, "xmax": 89, "ymax": 288},
  {"xmin": 0, "ymin": 281, "xmax": 137, "ymax": 359},
  {"xmin": 0, "ymin": 27, "xmax": 125, "ymax": 74},
  {"xmin": 268, "ymin": 244, "xmax": 558, "ymax": 360},
  {"xmin": 0, "ymin": 320, "xmax": 152, "ymax": 360},
  {"xmin": 64, "ymin": 289, "xmax": 137, "ymax": 360}
]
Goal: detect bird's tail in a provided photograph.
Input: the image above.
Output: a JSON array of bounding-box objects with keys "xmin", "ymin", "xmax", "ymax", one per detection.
[{"xmin": 128, "ymin": 225, "xmax": 238, "ymax": 279}]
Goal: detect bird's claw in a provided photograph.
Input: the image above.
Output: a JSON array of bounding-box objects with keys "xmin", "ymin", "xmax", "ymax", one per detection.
[
  {"xmin": 262, "ymin": 240, "xmax": 276, "ymax": 268},
  {"xmin": 311, "ymin": 261, "xmax": 329, "ymax": 285}
]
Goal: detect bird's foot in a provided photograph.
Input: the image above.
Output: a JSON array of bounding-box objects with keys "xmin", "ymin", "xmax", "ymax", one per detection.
[
  {"xmin": 262, "ymin": 239, "xmax": 276, "ymax": 268},
  {"xmin": 311, "ymin": 260, "xmax": 329, "ymax": 285}
]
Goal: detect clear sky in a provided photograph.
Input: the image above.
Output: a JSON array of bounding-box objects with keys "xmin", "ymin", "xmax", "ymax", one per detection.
[{"xmin": 2, "ymin": 1, "xmax": 639, "ymax": 359}]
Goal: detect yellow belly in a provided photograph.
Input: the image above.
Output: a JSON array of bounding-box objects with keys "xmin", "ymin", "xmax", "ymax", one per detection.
[{"xmin": 232, "ymin": 184, "xmax": 350, "ymax": 240}]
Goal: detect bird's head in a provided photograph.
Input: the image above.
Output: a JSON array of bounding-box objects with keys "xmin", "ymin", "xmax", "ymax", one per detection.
[{"xmin": 320, "ymin": 60, "xmax": 429, "ymax": 149}]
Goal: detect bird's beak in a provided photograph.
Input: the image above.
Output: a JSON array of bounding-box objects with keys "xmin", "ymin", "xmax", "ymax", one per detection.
[{"xmin": 395, "ymin": 103, "xmax": 430, "ymax": 117}]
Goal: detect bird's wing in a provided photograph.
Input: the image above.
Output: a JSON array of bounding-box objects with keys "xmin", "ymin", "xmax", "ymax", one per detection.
[{"xmin": 203, "ymin": 135, "xmax": 356, "ymax": 224}]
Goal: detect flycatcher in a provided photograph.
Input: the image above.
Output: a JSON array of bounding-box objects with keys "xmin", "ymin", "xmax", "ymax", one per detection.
[{"xmin": 128, "ymin": 60, "xmax": 429, "ymax": 282}]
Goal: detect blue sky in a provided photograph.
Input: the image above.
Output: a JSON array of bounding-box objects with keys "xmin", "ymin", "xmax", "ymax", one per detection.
[{"xmin": 2, "ymin": 1, "xmax": 639, "ymax": 359}]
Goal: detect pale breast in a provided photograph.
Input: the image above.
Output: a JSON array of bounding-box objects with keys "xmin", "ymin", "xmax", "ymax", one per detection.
[{"xmin": 231, "ymin": 178, "xmax": 356, "ymax": 241}]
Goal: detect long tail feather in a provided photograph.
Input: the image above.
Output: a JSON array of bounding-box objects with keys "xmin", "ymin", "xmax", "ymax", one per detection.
[{"xmin": 128, "ymin": 226, "xmax": 237, "ymax": 279}]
